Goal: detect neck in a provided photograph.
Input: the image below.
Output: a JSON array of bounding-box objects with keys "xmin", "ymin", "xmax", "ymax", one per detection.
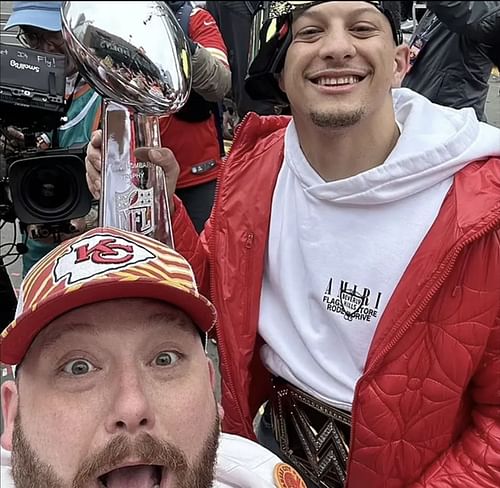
[{"xmin": 293, "ymin": 102, "xmax": 400, "ymax": 182}]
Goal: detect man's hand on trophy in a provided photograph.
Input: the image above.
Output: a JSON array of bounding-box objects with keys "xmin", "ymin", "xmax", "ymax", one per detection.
[
  {"xmin": 85, "ymin": 129, "xmax": 181, "ymax": 212},
  {"xmin": 134, "ymin": 147, "xmax": 180, "ymax": 214},
  {"xmin": 85, "ymin": 130, "xmax": 103, "ymax": 199}
]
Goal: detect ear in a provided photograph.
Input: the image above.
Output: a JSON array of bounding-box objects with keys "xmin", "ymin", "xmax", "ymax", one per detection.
[
  {"xmin": 1, "ymin": 380, "xmax": 19, "ymax": 451},
  {"xmin": 207, "ymin": 358, "xmax": 217, "ymax": 391},
  {"xmin": 392, "ymin": 43, "xmax": 410, "ymax": 88},
  {"xmin": 206, "ymin": 358, "xmax": 224, "ymax": 419},
  {"xmin": 277, "ymin": 71, "xmax": 286, "ymax": 93},
  {"xmin": 217, "ymin": 402, "xmax": 225, "ymax": 420}
]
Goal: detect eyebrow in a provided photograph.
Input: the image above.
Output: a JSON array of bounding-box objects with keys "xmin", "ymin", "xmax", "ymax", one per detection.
[
  {"xmin": 37, "ymin": 322, "xmax": 101, "ymax": 351},
  {"xmin": 147, "ymin": 312, "xmax": 198, "ymax": 338},
  {"xmin": 298, "ymin": 5, "xmax": 383, "ymax": 22},
  {"xmin": 37, "ymin": 310, "xmax": 197, "ymax": 352}
]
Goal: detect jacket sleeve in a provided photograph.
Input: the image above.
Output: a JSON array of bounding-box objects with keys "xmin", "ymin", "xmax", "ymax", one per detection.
[
  {"xmin": 172, "ymin": 195, "xmax": 211, "ymax": 295},
  {"xmin": 411, "ymin": 309, "xmax": 500, "ymax": 487},
  {"xmin": 427, "ymin": 1, "xmax": 500, "ymax": 44},
  {"xmin": 189, "ymin": 8, "xmax": 232, "ymax": 102}
]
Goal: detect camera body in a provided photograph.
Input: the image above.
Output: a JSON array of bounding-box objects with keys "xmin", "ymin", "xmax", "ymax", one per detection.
[
  {"xmin": 0, "ymin": 42, "xmax": 92, "ymax": 239},
  {"xmin": 0, "ymin": 42, "xmax": 66, "ymax": 130}
]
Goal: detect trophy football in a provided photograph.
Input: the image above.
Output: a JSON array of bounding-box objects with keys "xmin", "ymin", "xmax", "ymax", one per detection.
[{"xmin": 61, "ymin": 1, "xmax": 191, "ymax": 247}]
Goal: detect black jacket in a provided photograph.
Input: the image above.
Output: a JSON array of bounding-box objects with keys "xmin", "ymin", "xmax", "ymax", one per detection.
[
  {"xmin": 403, "ymin": 1, "xmax": 500, "ymax": 120},
  {"xmin": 205, "ymin": 1, "xmax": 280, "ymax": 117}
]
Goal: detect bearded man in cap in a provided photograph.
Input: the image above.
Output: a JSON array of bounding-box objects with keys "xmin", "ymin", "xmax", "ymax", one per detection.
[
  {"xmin": 86, "ymin": 1, "xmax": 500, "ymax": 487},
  {"xmin": 0, "ymin": 227, "xmax": 307, "ymax": 488}
]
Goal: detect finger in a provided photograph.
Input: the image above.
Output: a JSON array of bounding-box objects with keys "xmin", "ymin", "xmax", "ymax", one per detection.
[
  {"xmin": 133, "ymin": 147, "xmax": 179, "ymax": 211},
  {"xmin": 86, "ymin": 172, "xmax": 100, "ymax": 200},
  {"xmin": 90, "ymin": 129, "xmax": 102, "ymax": 149},
  {"xmin": 89, "ymin": 130, "xmax": 103, "ymax": 170},
  {"xmin": 134, "ymin": 147, "xmax": 177, "ymax": 172},
  {"xmin": 6, "ymin": 127, "xmax": 24, "ymax": 141},
  {"xmin": 86, "ymin": 157, "xmax": 101, "ymax": 187},
  {"xmin": 86, "ymin": 157, "xmax": 102, "ymax": 195},
  {"xmin": 85, "ymin": 141, "xmax": 102, "ymax": 173}
]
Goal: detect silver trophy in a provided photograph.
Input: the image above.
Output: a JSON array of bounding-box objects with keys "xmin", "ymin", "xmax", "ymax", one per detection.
[{"xmin": 61, "ymin": 1, "xmax": 191, "ymax": 247}]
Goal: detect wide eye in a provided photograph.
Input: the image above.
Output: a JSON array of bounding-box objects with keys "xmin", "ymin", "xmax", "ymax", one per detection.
[
  {"xmin": 154, "ymin": 351, "xmax": 180, "ymax": 367},
  {"xmin": 63, "ymin": 359, "xmax": 95, "ymax": 376}
]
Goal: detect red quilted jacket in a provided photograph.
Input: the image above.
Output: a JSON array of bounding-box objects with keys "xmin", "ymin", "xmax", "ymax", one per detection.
[{"xmin": 173, "ymin": 113, "xmax": 500, "ymax": 487}]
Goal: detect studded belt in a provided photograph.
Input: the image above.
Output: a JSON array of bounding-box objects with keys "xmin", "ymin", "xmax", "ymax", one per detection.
[{"xmin": 270, "ymin": 377, "xmax": 352, "ymax": 488}]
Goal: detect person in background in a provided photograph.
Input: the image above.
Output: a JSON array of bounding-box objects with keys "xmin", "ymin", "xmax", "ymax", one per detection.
[
  {"xmin": 205, "ymin": 1, "xmax": 286, "ymax": 120},
  {"xmin": 399, "ymin": 0, "xmax": 415, "ymax": 31},
  {"xmin": 0, "ymin": 226, "xmax": 306, "ymax": 488},
  {"xmin": 86, "ymin": 1, "xmax": 500, "ymax": 486},
  {"xmin": 4, "ymin": 1, "xmax": 101, "ymax": 276},
  {"xmin": 161, "ymin": 1, "xmax": 231, "ymax": 233},
  {"xmin": 402, "ymin": 1, "xmax": 500, "ymax": 121}
]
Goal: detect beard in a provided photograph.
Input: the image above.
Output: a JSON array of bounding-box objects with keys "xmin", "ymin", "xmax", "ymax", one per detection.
[
  {"xmin": 310, "ymin": 107, "xmax": 365, "ymax": 129},
  {"xmin": 11, "ymin": 412, "xmax": 220, "ymax": 488}
]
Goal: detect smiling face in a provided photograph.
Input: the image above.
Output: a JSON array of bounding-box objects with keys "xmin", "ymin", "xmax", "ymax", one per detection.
[
  {"xmin": 1, "ymin": 298, "xmax": 220, "ymax": 488},
  {"xmin": 280, "ymin": 1, "xmax": 409, "ymax": 129}
]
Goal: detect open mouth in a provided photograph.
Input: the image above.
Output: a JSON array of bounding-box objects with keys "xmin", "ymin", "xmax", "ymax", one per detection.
[
  {"xmin": 98, "ymin": 464, "xmax": 164, "ymax": 488},
  {"xmin": 310, "ymin": 75, "xmax": 364, "ymax": 87}
]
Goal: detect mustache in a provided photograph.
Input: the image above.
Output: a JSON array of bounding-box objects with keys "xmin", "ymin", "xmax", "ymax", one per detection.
[{"xmin": 72, "ymin": 433, "xmax": 188, "ymax": 487}]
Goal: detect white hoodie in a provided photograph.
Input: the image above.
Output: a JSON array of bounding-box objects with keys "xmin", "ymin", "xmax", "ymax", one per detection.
[
  {"xmin": 1, "ymin": 433, "xmax": 287, "ymax": 487},
  {"xmin": 260, "ymin": 88, "xmax": 500, "ymax": 411}
]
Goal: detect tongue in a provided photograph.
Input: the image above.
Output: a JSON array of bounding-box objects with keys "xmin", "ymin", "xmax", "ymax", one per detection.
[{"xmin": 105, "ymin": 465, "xmax": 159, "ymax": 488}]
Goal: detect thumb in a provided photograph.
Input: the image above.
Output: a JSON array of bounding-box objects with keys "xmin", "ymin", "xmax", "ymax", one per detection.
[{"xmin": 148, "ymin": 149, "xmax": 164, "ymax": 163}]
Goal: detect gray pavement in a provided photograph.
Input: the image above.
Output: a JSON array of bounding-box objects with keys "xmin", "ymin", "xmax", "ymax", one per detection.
[{"xmin": 485, "ymin": 75, "xmax": 500, "ymax": 127}]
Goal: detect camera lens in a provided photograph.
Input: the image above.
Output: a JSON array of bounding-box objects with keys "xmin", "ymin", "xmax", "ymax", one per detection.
[
  {"xmin": 26, "ymin": 164, "xmax": 73, "ymax": 212},
  {"xmin": 9, "ymin": 152, "xmax": 92, "ymax": 225},
  {"xmin": 24, "ymin": 162, "xmax": 77, "ymax": 217}
]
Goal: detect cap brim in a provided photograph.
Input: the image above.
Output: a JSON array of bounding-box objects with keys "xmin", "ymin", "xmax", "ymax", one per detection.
[
  {"xmin": 1, "ymin": 278, "xmax": 216, "ymax": 365},
  {"xmin": 5, "ymin": 10, "xmax": 61, "ymax": 32}
]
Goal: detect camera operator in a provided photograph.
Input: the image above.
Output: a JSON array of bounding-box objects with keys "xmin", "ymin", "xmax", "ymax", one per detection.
[{"xmin": 3, "ymin": 1, "xmax": 101, "ymax": 276}]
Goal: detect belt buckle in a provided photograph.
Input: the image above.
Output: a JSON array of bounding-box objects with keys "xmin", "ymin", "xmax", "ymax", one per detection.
[{"xmin": 271, "ymin": 379, "xmax": 351, "ymax": 488}]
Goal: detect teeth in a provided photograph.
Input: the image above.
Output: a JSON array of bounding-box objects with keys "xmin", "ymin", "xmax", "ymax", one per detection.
[{"xmin": 316, "ymin": 76, "xmax": 360, "ymax": 86}]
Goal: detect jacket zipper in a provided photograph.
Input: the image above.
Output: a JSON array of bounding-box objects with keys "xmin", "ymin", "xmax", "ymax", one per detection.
[
  {"xmin": 210, "ymin": 112, "xmax": 253, "ymax": 435},
  {"xmin": 222, "ymin": 112, "xmax": 252, "ymax": 162},
  {"xmin": 346, "ymin": 212, "xmax": 500, "ymax": 485},
  {"xmin": 243, "ymin": 231, "xmax": 256, "ymax": 325}
]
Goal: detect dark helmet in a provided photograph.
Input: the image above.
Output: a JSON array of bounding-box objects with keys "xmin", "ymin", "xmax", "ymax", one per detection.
[{"xmin": 245, "ymin": 1, "xmax": 402, "ymax": 105}]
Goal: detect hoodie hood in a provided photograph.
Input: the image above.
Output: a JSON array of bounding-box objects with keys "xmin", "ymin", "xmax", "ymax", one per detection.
[
  {"xmin": 286, "ymin": 87, "xmax": 500, "ymax": 205},
  {"xmin": 215, "ymin": 433, "xmax": 287, "ymax": 487}
]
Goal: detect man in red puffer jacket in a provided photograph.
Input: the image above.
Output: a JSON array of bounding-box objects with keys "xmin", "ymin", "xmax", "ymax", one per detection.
[{"xmin": 86, "ymin": 2, "xmax": 500, "ymax": 486}]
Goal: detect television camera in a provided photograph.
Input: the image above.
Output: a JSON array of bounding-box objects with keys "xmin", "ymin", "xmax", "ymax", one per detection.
[{"xmin": 0, "ymin": 42, "xmax": 92, "ymax": 251}]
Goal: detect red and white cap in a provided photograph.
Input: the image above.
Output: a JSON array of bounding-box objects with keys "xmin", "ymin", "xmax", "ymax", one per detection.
[{"xmin": 0, "ymin": 227, "xmax": 216, "ymax": 365}]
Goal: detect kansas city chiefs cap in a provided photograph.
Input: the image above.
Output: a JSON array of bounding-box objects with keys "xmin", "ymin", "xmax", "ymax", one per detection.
[{"xmin": 0, "ymin": 227, "xmax": 216, "ymax": 365}]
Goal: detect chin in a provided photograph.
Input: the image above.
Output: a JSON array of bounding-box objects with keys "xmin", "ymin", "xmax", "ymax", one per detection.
[{"xmin": 309, "ymin": 107, "xmax": 365, "ymax": 129}]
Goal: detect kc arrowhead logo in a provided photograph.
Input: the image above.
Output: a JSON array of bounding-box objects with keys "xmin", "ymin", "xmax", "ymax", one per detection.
[{"xmin": 54, "ymin": 233, "xmax": 155, "ymax": 285}]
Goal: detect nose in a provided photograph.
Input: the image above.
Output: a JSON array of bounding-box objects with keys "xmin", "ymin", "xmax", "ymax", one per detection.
[
  {"xmin": 317, "ymin": 27, "xmax": 357, "ymax": 61},
  {"xmin": 105, "ymin": 367, "xmax": 156, "ymax": 435}
]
